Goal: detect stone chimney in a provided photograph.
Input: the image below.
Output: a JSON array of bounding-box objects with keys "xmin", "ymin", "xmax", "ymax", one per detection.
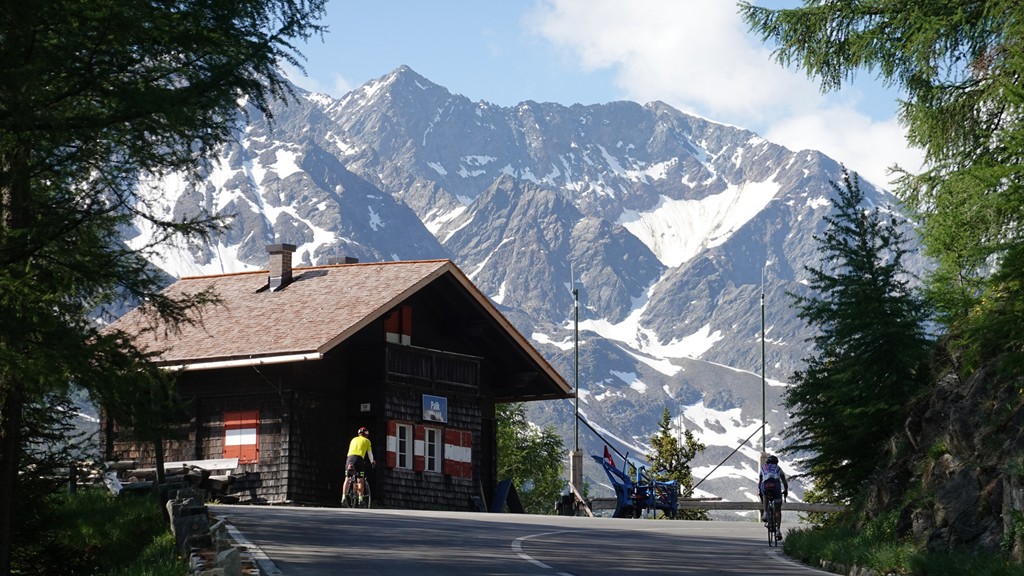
[{"xmin": 267, "ymin": 243, "xmax": 296, "ymax": 291}]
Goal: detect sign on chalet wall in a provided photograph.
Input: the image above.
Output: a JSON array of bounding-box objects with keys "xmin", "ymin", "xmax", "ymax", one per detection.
[{"xmin": 423, "ymin": 394, "xmax": 447, "ymax": 423}]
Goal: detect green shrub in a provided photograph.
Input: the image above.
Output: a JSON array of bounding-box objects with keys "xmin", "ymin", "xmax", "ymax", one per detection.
[
  {"xmin": 927, "ymin": 441, "xmax": 948, "ymax": 459},
  {"xmin": 12, "ymin": 488, "xmax": 187, "ymax": 576},
  {"xmin": 104, "ymin": 532, "xmax": 186, "ymax": 576},
  {"xmin": 909, "ymin": 550, "xmax": 1024, "ymax": 576},
  {"xmin": 784, "ymin": 519, "xmax": 1024, "ymax": 576}
]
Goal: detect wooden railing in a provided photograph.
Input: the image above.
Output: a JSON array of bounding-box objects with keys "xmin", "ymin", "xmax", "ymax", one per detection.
[{"xmin": 385, "ymin": 344, "xmax": 481, "ymax": 392}]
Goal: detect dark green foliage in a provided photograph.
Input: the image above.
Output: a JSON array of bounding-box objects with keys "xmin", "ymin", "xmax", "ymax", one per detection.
[
  {"xmin": 740, "ymin": 0, "xmax": 1024, "ymax": 564},
  {"xmin": 786, "ymin": 170, "xmax": 931, "ymax": 499},
  {"xmin": 645, "ymin": 406, "xmax": 708, "ymax": 520},
  {"xmin": 739, "ymin": 0, "xmax": 1024, "ymax": 373},
  {"xmin": 12, "ymin": 489, "xmax": 186, "ymax": 576},
  {"xmin": 496, "ymin": 403, "xmax": 567, "ymax": 514},
  {"xmin": 784, "ymin": 515, "xmax": 1024, "ymax": 576},
  {"xmin": 951, "ymin": 243, "xmax": 1024, "ymax": 375},
  {"xmin": 0, "ymin": 1, "xmax": 326, "ymax": 572}
]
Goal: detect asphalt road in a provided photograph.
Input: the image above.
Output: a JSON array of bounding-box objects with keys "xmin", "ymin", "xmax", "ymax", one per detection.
[{"xmin": 212, "ymin": 505, "xmax": 833, "ymax": 576}]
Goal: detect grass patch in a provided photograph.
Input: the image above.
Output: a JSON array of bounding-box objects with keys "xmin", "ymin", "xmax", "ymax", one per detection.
[
  {"xmin": 12, "ymin": 488, "xmax": 187, "ymax": 576},
  {"xmin": 909, "ymin": 550, "xmax": 1024, "ymax": 576},
  {"xmin": 784, "ymin": 519, "xmax": 1024, "ymax": 575}
]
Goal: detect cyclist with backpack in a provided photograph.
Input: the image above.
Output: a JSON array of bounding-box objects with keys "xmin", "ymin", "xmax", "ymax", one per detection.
[{"xmin": 758, "ymin": 454, "xmax": 789, "ymax": 539}]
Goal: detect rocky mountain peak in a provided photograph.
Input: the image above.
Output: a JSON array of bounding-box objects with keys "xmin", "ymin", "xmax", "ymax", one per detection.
[{"xmin": 131, "ymin": 65, "xmax": 923, "ymax": 508}]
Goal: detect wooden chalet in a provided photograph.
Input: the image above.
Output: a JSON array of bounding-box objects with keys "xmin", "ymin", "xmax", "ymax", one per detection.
[{"xmin": 101, "ymin": 244, "xmax": 572, "ymax": 509}]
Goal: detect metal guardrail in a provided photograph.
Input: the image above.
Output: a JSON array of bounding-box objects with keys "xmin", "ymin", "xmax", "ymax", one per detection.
[
  {"xmin": 589, "ymin": 498, "xmax": 843, "ymax": 513},
  {"xmin": 677, "ymin": 501, "xmax": 843, "ymax": 512}
]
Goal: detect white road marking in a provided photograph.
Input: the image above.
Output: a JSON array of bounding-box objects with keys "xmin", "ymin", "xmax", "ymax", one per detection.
[
  {"xmin": 511, "ymin": 531, "xmax": 575, "ymax": 575},
  {"xmin": 226, "ymin": 523, "xmax": 283, "ymax": 576}
]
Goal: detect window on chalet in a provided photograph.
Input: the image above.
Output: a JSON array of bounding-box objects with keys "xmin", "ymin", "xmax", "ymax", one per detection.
[
  {"xmin": 223, "ymin": 410, "xmax": 259, "ymax": 464},
  {"xmin": 396, "ymin": 423, "xmax": 412, "ymax": 469},
  {"xmin": 424, "ymin": 426, "xmax": 442, "ymax": 473},
  {"xmin": 389, "ymin": 421, "xmax": 471, "ymax": 478}
]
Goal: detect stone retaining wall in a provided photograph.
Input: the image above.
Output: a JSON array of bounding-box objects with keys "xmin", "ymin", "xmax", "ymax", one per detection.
[{"xmin": 165, "ymin": 488, "xmax": 259, "ymax": 576}]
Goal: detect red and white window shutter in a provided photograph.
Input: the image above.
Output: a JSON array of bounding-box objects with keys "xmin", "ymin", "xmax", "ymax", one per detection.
[
  {"xmin": 384, "ymin": 305, "xmax": 412, "ymax": 345},
  {"xmin": 223, "ymin": 410, "xmax": 258, "ymax": 464},
  {"xmin": 385, "ymin": 420, "xmax": 398, "ymax": 468},
  {"xmin": 443, "ymin": 429, "xmax": 473, "ymax": 478},
  {"xmin": 412, "ymin": 424, "xmax": 426, "ymax": 472}
]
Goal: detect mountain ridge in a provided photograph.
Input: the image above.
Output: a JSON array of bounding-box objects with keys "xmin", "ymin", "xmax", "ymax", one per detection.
[{"xmin": 128, "ymin": 65, "xmax": 918, "ymax": 510}]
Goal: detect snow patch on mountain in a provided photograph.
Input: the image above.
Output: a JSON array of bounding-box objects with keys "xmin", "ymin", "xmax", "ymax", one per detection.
[
  {"xmin": 531, "ymin": 332, "xmax": 574, "ymax": 351},
  {"xmin": 612, "ymin": 371, "xmax": 647, "ymax": 393},
  {"xmin": 493, "ymin": 281, "xmax": 508, "ymax": 305},
  {"xmin": 683, "ymin": 401, "xmax": 764, "ymax": 459},
  {"xmin": 427, "ymin": 162, "xmax": 448, "ymax": 176},
  {"xmin": 619, "ymin": 178, "xmax": 781, "ymax": 267},
  {"xmin": 272, "ymin": 148, "xmax": 302, "ymax": 179},
  {"xmin": 367, "ymin": 205, "xmax": 384, "ymax": 231},
  {"xmin": 129, "ymin": 231, "xmax": 258, "ymax": 278},
  {"xmin": 469, "ymin": 237, "xmax": 513, "ymax": 282},
  {"xmin": 624, "ymin": 349, "xmax": 683, "ymax": 377},
  {"xmin": 439, "ymin": 214, "xmax": 471, "ymax": 242},
  {"xmin": 425, "ymin": 205, "xmax": 468, "ymax": 236},
  {"xmin": 579, "ymin": 297, "xmax": 724, "ymax": 365}
]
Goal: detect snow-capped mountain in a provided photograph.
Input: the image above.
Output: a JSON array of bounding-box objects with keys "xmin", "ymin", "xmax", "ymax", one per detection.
[{"xmin": 130, "ymin": 65, "xmax": 916, "ymax": 512}]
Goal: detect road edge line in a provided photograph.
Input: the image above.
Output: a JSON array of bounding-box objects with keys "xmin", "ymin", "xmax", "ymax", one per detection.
[{"xmin": 227, "ymin": 522, "xmax": 283, "ymax": 576}]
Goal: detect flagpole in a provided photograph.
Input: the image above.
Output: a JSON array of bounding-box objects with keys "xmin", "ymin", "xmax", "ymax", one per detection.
[
  {"xmin": 573, "ymin": 281, "xmax": 579, "ymax": 453},
  {"xmin": 761, "ymin": 263, "xmax": 767, "ymax": 463},
  {"xmin": 567, "ymin": 265, "xmax": 583, "ymax": 514}
]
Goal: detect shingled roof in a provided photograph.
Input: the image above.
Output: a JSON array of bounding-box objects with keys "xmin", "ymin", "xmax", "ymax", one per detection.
[{"xmin": 105, "ymin": 258, "xmax": 571, "ymax": 400}]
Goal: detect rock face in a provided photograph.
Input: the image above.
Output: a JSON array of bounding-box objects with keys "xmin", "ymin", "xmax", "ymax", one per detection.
[{"xmin": 866, "ymin": 362, "xmax": 1024, "ymax": 558}]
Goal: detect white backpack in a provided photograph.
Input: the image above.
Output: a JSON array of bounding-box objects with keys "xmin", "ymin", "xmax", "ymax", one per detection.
[{"xmin": 762, "ymin": 463, "xmax": 782, "ymax": 496}]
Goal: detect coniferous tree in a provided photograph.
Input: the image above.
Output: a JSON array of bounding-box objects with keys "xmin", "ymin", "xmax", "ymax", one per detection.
[
  {"xmin": 646, "ymin": 406, "xmax": 708, "ymax": 520},
  {"xmin": 496, "ymin": 403, "xmax": 567, "ymax": 514},
  {"xmin": 0, "ymin": 1, "xmax": 326, "ymax": 571},
  {"xmin": 739, "ymin": 0, "xmax": 1024, "ymax": 373},
  {"xmin": 786, "ymin": 169, "xmax": 931, "ymax": 499}
]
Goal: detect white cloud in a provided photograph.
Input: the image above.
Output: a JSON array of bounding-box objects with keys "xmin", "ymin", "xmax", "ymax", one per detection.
[
  {"xmin": 281, "ymin": 62, "xmax": 355, "ymax": 98},
  {"xmin": 763, "ymin": 105, "xmax": 924, "ymax": 190},
  {"xmin": 530, "ymin": 1, "xmax": 812, "ymax": 121},
  {"xmin": 528, "ymin": 0, "xmax": 924, "ymax": 189}
]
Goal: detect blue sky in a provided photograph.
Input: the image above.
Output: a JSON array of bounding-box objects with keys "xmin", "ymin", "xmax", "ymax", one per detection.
[{"xmin": 288, "ymin": 0, "xmax": 922, "ymax": 189}]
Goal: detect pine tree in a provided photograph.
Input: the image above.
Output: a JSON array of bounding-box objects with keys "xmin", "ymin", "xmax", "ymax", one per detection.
[
  {"xmin": 646, "ymin": 406, "xmax": 708, "ymax": 520},
  {"xmin": 496, "ymin": 403, "xmax": 567, "ymax": 514},
  {"xmin": 785, "ymin": 169, "xmax": 931, "ymax": 499},
  {"xmin": 739, "ymin": 0, "xmax": 1024, "ymax": 372},
  {"xmin": 0, "ymin": 1, "xmax": 326, "ymax": 571}
]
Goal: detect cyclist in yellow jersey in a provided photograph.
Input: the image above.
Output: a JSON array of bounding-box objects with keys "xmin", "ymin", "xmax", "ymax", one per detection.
[{"xmin": 342, "ymin": 427, "xmax": 375, "ymax": 503}]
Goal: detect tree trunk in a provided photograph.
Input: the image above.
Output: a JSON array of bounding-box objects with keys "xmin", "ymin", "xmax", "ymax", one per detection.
[
  {"xmin": 0, "ymin": 382, "xmax": 24, "ymax": 576},
  {"xmin": 0, "ymin": 141, "xmax": 33, "ymax": 576}
]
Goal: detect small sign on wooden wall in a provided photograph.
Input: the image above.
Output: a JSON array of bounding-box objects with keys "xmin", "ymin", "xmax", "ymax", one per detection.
[{"xmin": 422, "ymin": 394, "xmax": 447, "ymax": 423}]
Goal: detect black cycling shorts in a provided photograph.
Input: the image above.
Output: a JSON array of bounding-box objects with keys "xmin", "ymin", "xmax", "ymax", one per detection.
[{"xmin": 346, "ymin": 455, "xmax": 367, "ymax": 476}]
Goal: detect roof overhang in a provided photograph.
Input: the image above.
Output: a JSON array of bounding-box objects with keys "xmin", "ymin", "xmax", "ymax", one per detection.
[{"xmin": 162, "ymin": 352, "xmax": 323, "ymax": 372}]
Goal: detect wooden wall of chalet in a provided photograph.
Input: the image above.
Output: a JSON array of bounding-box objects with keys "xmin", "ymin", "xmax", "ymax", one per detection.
[
  {"xmin": 103, "ymin": 419, "xmax": 192, "ymax": 470},
  {"xmin": 191, "ymin": 390, "xmax": 291, "ymax": 503},
  {"xmin": 380, "ymin": 386, "xmax": 483, "ymax": 510},
  {"xmin": 369, "ymin": 342, "xmax": 494, "ymax": 511},
  {"xmin": 103, "ymin": 357, "xmax": 355, "ymax": 506}
]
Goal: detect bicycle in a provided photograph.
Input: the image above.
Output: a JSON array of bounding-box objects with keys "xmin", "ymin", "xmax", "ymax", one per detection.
[
  {"xmin": 765, "ymin": 497, "xmax": 782, "ymax": 547},
  {"xmin": 341, "ymin": 467, "xmax": 371, "ymax": 509}
]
